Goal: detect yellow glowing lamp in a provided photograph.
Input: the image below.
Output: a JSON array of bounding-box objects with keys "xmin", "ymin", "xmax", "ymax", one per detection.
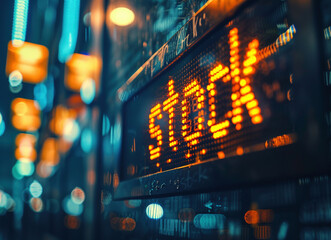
[
  {"xmin": 6, "ymin": 41, "xmax": 49, "ymax": 84},
  {"xmin": 11, "ymin": 98, "xmax": 41, "ymax": 131},
  {"xmin": 49, "ymin": 105, "xmax": 77, "ymax": 136},
  {"xmin": 65, "ymin": 54, "xmax": 101, "ymax": 92},
  {"xmin": 15, "ymin": 133, "xmax": 37, "ymax": 161},
  {"xmin": 40, "ymin": 138, "xmax": 60, "ymax": 166}
]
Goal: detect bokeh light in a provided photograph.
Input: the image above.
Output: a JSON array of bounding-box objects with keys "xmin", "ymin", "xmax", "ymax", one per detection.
[
  {"xmin": 80, "ymin": 78, "xmax": 96, "ymax": 104},
  {"xmin": 81, "ymin": 128, "xmax": 93, "ymax": 153},
  {"xmin": 34, "ymin": 83, "xmax": 47, "ymax": 110},
  {"xmin": 9, "ymin": 70, "xmax": 23, "ymax": 87},
  {"xmin": 29, "ymin": 180, "xmax": 43, "ymax": 198},
  {"xmin": 63, "ymin": 119, "xmax": 80, "ymax": 142},
  {"xmin": 71, "ymin": 187, "xmax": 85, "ymax": 205},
  {"xmin": 146, "ymin": 203, "xmax": 163, "ymax": 219},
  {"xmin": 110, "ymin": 7, "xmax": 135, "ymax": 26},
  {"xmin": 14, "ymin": 160, "xmax": 35, "ymax": 176},
  {"xmin": 62, "ymin": 196, "xmax": 83, "ymax": 216},
  {"xmin": 29, "ymin": 197, "xmax": 43, "ymax": 213},
  {"xmin": 0, "ymin": 114, "xmax": 5, "ymax": 137}
]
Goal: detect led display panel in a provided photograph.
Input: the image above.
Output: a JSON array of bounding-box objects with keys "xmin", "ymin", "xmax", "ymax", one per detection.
[{"xmin": 120, "ymin": 0, "xmax": 314, "ymax": 181}]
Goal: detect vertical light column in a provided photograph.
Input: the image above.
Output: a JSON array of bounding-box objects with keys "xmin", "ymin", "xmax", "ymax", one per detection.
[
  {"xmin": 58, "ymin": 0, "xmax": 80, "ymax": 63},
  {"xmin": 12, "ymin": 0, "xmax": 29, "ymax": 47}
]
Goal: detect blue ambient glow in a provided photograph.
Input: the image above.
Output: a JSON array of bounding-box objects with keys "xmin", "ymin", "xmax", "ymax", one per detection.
[
  {"xmin": 62, "ymin": 196, "xmax": 83, "ymax": 216},
  {"xmin": 146, "ymin": 203, "xmax": 164, "ymax": 219},
  {"xmin": 81, "ymin": 128, "xmax": 93, "ymax": 153},
  {"xmin": 15, "ymin": 160, "xmax": 35, "ymax": 177},
  {"xmin": 34, "ymin": 83, "xmax": 47, "ymax": 110},
  {"xmin": 193, "ymin": 214, "xmax": 226, "ymax": 229},
  {"xmin": 58, "ymin": 0, "xmax": 80, "ymax": 62},
  {"xmin": 29, "ymin": 180, "xmax": 43, "ymax": 198},
  {"xmin": 0, "ymin": 114, "xmax": 5, "ymax": 137},
  {"xmin": 9, "ymin": 70, "xmax": 23, "ymax": 87},
  {"xmin": 80, "ymin": 78, "xmax": 96, "ymax": 104},
  {"xmin": 12, "ymin": 0, "xmax": 29, "ymax": 46},
  {"xmin": 102, "ymin": 115, "xmax": 110, "ymax": 136}
]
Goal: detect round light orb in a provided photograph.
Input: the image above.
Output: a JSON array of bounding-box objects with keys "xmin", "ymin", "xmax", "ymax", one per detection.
[
  {"xmin": 9, "ymin": 70, "xmax": 23, "ymax": 87},
  {"xmin": 110, "ymin": 7, "xmax": 135, "ymax": 26}
]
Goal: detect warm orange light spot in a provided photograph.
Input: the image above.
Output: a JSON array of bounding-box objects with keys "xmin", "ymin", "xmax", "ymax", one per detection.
[
  {"xmin": 198, "ymin": 124, "xmax": 203, "ymax": 130},
  {"xmin": 65, "ymin": 53, "xmax": 101, "ymax": 92},
  {"xmin": 148, "ymin": 145, "xmax": 153, "ymax": 150},
  {"xmin": 201, "ymin": 149, "xmax": 206, "ymax": 155},
  {"xmin": 249, "ymin": 39, "xmax": 259, "ymax": 49},
  {"xmin": 249, "ymin": 107, "xmax": 261, "ymax": 117},
  {"xmin": 240, "ymin": 86, "xmax": 252, "ymax": 95},
  {"xmin": 217, "ymin": 151, "xmax": 225, "ymax": 159},
  {"xmin": 235, "ymin": 124, "xmax": 242, "ymax": 130},
  {"xmin": 236, "ymin": 146, "xmax": 244, "ymax": 155},
  {"xmin": 243, "ymin": 66, "xmax": 255, "ymax": 75},
  {"xmin": 6, "ymin": 41, "xmax": 49, "ymax": 84},
  {"xmin": 244, "ymin": 210, "xmax": 259, "ymax": 224},
  {"xmin": 211, "ymin": 111, "xmax": 216, "ymax": 117},
  {"xmin": 40, "ymin": 138, "xmax": 60, "ymax": 166},
  {"xmin": 186, "ymin": 153, "xmax": 191, "ymax": 158},
  {"xmin": 49, "ymin": 105, "xmax": 77, "ymax": 136},
  {"xmin": 252, "ymin": 115, "xmax": 263, "ymax": 124},
  {"xmin": 265, "ymin": 134, "xmax": 295, "ymax": 148},
  {"xmin": 231, "ymin": 93, "xmax": 238, "ymax": 101},
  {"xmin": 167, "ymin": 159, "xmax": 172, "ymax": 163},
  {"xmin": 11, "ymin": 98, "xmax": 41, "ymax": 132},
  {"xmin": 246, "ymin": 100, "xmax": 258, "ymax": 109}
]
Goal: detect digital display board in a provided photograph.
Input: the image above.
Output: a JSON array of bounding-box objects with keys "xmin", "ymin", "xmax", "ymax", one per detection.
[{"xmin": 121, "ymin": 0, "xmax": 297, "ymax": 180}]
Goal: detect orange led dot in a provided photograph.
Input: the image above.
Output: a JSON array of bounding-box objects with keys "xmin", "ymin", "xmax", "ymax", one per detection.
[
  {"xmin": 201, "ymin": 149, "xmax": 206, "ymax": 155},
  {"xmin": 249, "ymin": 107, "xmax": 261, "ymax": 117},
  {"xmin": 247, "ymin": 49, "xmax": 257, "ymax": 57},
  {"xmin": 231, "ymin": 41, "xmax": 239, "ymax": 48},
  {"xmin": 247, "ymin": 100, "xmax": 258, "ymax": 109},
  {"xmin": 236, "ymin": 124, "xmax": 242, "ymax": 130},
  {"xmin": 158, "ymin": 141, "xmax": 162, "ymax": 146},
  {"xmin": 186, "ymin": 153, "xmax": 191, "ymax": 158},
  {"xmin": 207, "ymin": 120, "xmax": 212, "ymax": 126},
  {"xmin": 211, "ymin": 111, "xmax": 216, "ymax": 117},
  {"xmin": 156, "ymin": 163, "xmax": 160, "ymax": 167},
  {"xmin": 169, "ymin": 120, "xmax": 173, "ymax": 124},
  {"xmin": 231, "ymin": 93, "xmax": 238, "ymax": 101},
  {"xmin": 149, "ymin": 145, "xmax": 153, "ymax": 150},
  {"xmin": 200, "ymin": 89, "xmax": 204, "ymax": 94},
  {"xmin": 229, "ymin": 28, "xmax": 238, "ymax": 35},
  {"xmin": 243, "ymin": 67, "xmax": 255, "ymax": 75},
  {"xmin": 167, "ymin": 159, "xmax": 172, "ymax": 163},
  {"xmin": 198, "ymin": 118, "xmax": 203, "ymax": 123},
  {"xmin": 236, "ymin": 146, "xmax": 244, "ymax": 155},
  {"xmin": 217, "ymin": 151, "xmax": 225, "ymax": 159},
  {"xmin": 197, "ymin": 103, "xmax": 201, "ymax": 109},
  {"xmin": 169, "ymin": 125, "xmax": 173, "ymax": 130},
  {"xmin": 229, "ymin": 35, "xmax": 238, "ymax": 43},
  {"xmin": 227, "ymin": 111, "xmax": 233, "ymax": 118},
  {"xmin": 210, "ymin": 90, "xmax": 216, "ymax": 96},
  {"xmin": 198, "ymin": 124, "xmax": 203, "ymax": 130},
  {"xmin": 157, "ymin": 114, "xmax": 162, "ymax": 119},
  {"xmin": 174, "ymin": 147, "xmax": 178, "ymax": 151},
  {"xmin": 240, "ymin": 79, "xmax": 247, "ymax": 87},
  {"xmin": 249, "ymin": 39, "xmax": 259, "ymax": 49},
  {"xmin": 244, "ymin": 210, "xmax": 259, "ymax": 225},
  {"xmin": 252, "ymin": 115, "xmax": 263, "ymax": 124}
]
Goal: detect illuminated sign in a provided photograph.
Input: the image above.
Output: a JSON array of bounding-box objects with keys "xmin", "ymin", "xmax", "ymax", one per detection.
[{"xmin": 121, "ymin": 1, "xmax": 299, "ymax": 180}]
